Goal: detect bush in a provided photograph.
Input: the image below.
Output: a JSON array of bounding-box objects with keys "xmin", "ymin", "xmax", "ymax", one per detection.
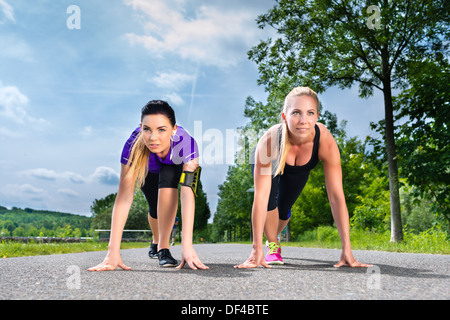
[
  {"xmin": 316, "ymin": 226, "xmax": 340, "ymax": 242},
  {"xmin": 351, "ymin": 195, "xmax": 390, "ymax": 232},
  {"xmin": 295, "ymin": 226, "xmax": 339, "ymax": 243}
]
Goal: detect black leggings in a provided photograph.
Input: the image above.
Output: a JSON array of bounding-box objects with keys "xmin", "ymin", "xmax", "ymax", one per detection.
[
  {"xmin": 251, "ymin": 164, "xmax": 312, "ymax": 221},
  {"xmin": 141, "ymin": 164, "xmax": 183, "ymax": 219}
]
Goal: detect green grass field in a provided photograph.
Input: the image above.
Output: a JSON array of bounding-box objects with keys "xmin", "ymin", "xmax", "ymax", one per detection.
[
  {"xmin": 1, "ymin": 226, "xmax": 448, "ymax": 258},
  {"xmin": 286, "ymin": 226, "xmax": 450, "ymax": 254},
  {"xmin": 0, "ymin": 240, "xmax": 149, "ymax": 258}
]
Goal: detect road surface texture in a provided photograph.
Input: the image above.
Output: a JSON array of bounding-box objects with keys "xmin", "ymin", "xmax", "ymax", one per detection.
[{"xmin": 1, "ymin": 244, "xmax": 448, "ymax": 300}]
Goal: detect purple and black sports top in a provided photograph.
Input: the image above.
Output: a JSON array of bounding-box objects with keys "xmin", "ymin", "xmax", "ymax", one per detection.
[{"xmin": 120, "ymin": 126, "xmax": 199, "ymax": 173}]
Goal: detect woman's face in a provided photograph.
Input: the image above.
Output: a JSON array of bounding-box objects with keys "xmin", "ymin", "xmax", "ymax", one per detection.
[
  {"xmin": 140, "ymin": 114, "xmax": 177, "ymax": 159},
  {"xmin": 282, "ymin": 95, "xmax": 319, "ymax": 141}
]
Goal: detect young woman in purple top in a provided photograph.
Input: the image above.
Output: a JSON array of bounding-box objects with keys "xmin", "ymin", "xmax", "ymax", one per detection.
[{"xmin": 89, "ymin": 100, "xmax": 208, "ymax": 271}]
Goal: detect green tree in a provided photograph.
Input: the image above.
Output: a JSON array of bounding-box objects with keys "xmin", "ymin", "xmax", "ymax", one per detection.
[
  {"xmin": 214, "ymin": 162, "xmax": 253, "ymax": 242},
  {"xmin": 91, "ymin": 191, "xmax": 149, "ymax": 231},
  {"xmin": 395, "ymin": 59, "xmax": 450, "ymax": 226},
  {"xmin": 90, "ymin": 193, "xmax": 117, "ymax": 219},
  {"xmin": 247, "ymin": 0, "xmax": 448, "ymax": 242}
]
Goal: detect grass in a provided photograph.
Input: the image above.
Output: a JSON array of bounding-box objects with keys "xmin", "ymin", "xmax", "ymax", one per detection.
[
  {"xmin": 0, "ymin": 240, "xmax": 149, "ymax": 258},
  {"xmin": 285, "ymin": 226, "xmax": 450, "ymax": 254},
  {"xmin": 1, "ymin": 226, "xmax": 449, "ymax": 258}
]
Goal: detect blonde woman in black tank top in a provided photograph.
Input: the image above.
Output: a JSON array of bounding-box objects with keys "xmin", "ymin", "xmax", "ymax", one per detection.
[{"xmin": 235, "ymin": 87, "xmax": 371, "ymax": 269}]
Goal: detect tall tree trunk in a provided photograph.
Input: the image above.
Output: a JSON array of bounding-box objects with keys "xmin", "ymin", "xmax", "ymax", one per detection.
[{"xmin": 382, "ymin": 71, "xmax": 403, "ymax": 242}]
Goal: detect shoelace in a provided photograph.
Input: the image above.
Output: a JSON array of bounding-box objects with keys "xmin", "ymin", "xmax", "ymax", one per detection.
[
  {"xmin": 159, "ymin": 249, "xmax": 172, "ymax": 260},
  {"xmin": 268, "ymin": 242, "xmax": 280, "ymax": 255}
]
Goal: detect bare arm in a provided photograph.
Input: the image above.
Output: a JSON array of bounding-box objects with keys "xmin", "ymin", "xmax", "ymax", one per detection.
[
  {"xmin": 108, "ymin": 164, "xmax": 136, "ymax": 252},
  {"xmin": 320, "ymin": 126, "xmax": 372, "ymax": 268},
  {"xmin": 88, "ymin": 164, "xmax": 135, "ymax": 271},
  {"xmin": 177, "ymin": 158, "xmax": 208, "ymax": 270},
  {"xmin": 234, "ymin": 126, "xmax": 279, "ymax": 268},
  {"xmin": 321, "ymin": 138, "xmax": 351, "ymax": 251}
]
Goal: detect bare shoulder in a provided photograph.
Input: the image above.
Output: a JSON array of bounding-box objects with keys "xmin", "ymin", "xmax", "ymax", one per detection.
[
  {"xmin": 256, "ymin": 124, "xmax": 281, "ymax": 163},
  {"xmin": 317, "ymin": 122, "xmax": 340, "ymax": 163},
  {"xmin": 316, "ymin": 122, "xmax": 332, "ymax": 140}
]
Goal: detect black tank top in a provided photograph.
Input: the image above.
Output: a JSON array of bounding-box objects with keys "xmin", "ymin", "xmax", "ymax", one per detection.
[{"xmin": 280, "ymin": 123, "xmax": 321, "ymax": 173}]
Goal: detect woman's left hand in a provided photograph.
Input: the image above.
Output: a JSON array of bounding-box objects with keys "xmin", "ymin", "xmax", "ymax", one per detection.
[
  {"xmin": 334, "ymin": 250, "xmax": 372, "ymax": 268},
  {"xmin": 177, "ymin": 245, "xmax": 209, "ymax": 270}
]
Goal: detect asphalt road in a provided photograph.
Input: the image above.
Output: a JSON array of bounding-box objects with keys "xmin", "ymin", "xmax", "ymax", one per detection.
[{"xmin": 1, "ymin": 244, "xmax": 448, "ymax": 301}]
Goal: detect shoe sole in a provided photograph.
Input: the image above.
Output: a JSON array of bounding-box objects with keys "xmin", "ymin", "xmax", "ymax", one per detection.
[
  {"xmin": 266, "ymin": 260, "xmax": 284, "ymax": 265},
  {"xmin": 159, "ymin": 263, "xmax": 178, "ymax": 267}
]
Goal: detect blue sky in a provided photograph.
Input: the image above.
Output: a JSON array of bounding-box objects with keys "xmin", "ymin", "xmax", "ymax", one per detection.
[{"xmin": 0, "ymin": 0, "xmax": 384, "ymax": 218}]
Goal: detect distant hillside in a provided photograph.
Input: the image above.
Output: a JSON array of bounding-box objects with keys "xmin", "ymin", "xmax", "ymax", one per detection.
[{"xmin": 0, "ymin": 206, "xmax": 92, "ymax": 238}]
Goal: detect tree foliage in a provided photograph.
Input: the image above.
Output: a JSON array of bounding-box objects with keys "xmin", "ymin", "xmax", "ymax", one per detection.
[
  {"xmin": 395, "ymin": 58, "xmax": 450, "ymax": 224},
  {"xmin": 0, "ymin": 207, "xmax": 91, "ymax": 238}
]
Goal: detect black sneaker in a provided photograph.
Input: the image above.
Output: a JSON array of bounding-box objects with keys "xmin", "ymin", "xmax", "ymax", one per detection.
[
  {"xmin": 158, "ymin": 249, "xmax": 178, "ymax": 267},
  {"xmin": 148, "ymin": 243, "xmax": 158, "ymax": 259}
]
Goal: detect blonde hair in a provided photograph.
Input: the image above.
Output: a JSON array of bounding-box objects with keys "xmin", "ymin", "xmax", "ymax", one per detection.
[
  {"xmin": 274, "ymin": 87, "xmax": 319, "ymax": 176},
  {"xmin": 125, "ymin": 131, "xmax": 150, "ymax": 189}
]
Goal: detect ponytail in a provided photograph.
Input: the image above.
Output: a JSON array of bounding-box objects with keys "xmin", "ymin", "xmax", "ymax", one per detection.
[
  {"xmin": 274, "ymin": 121, "xmax": 291, "ymax": 176},
  {"xmin": 125, "ymin": 131, "xmax": 150, "ymax": 189}
]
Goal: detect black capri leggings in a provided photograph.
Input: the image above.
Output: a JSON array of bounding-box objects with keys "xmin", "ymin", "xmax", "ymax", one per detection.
[
  {"xmin": 251, "ymin": 163, "xmax": 312, "ymax": 221},
  {"xmin": 140, "ymin": 164, "xmax": 183, "ymax": 219}
]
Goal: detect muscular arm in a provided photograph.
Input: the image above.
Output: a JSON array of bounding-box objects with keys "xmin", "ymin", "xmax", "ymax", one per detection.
[
  {"xmin": 319, "ymin": 125, "xmax": 372, "ymax": 268},
  {"xmin": 109, "ymin": 164, "xmax": 135, "ymax": 251},
  {"xmin": 235, "ymin": 125, "xmax": 279, "ymax": 268},
  {"xmin": 88, "ymin": 164, "xmax": 135, "ymax": 271},
  {"xmin": 179, "ymin": 158, "xmax": 198, "ymax": 248},
  {"xmin": 320, "ymin": 132, "xmax": 351, "ymax": 251},
  {"xmin": 177, "ymin": 158, "xmax": 208, "ymax": 270}
]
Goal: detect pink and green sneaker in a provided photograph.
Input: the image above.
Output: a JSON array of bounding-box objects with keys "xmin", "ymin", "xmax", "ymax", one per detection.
[{"xmin": 265, "ymin": 241, "xmax": 284, "ymax": 265}]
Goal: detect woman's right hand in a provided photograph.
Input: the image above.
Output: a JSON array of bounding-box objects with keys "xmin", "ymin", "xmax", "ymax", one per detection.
[
  {"xmin": 88, "ymin": 250, "xmax": 131, "ymax": 272},
  {"xmin": 234, "ymin": 246, "xmax": 271, "ymax": 269}
]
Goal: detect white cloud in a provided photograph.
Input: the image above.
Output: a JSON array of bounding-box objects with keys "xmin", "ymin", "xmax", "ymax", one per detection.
[
  {"xmin": 57, "ymin": 188, "xmax": 79, "ymax": 198},
  {"xmin": 1, "ymin": 184, "xmax": 45, "ymax": 199},
  {"xmin": 89, "ymin": 166, "xmax": 120, "ymax": 186},
  {"xmin": 124, "ymin": 0, "xmax": 261, "ymax": 68},
  {"xmin": 63, "ymin": 172, "xmax": 86, "ymax": 184},
  {"xmin": 0, "ymin": 0, "xmax": 15, "ymax": 23},
  {"xmin": 21, "ymin": 168, "xmax": 59, "ymax": 180},
  {"xmin": 20, "ymin": 168, "xmax": 86, "ymax": 184},
  {"xmin": 163, "ymin": 92, "xmax": 185, "ymax": 106},
  {"xmin": 0, "ymin": 82, "xmax": 49, "ymax": 130},
  {"xmin": 0, "ymin": 35, "xmax": 33, "ymax": 62},
  {"xmin": 151, "ymin": 71, "xmax": 196, "ymax": 91},
  {"xmin": 150, "ymin": 71, "xmax": 199, "ymax": 106},
  {"xmin": 20, "ymin": 167, "xmax": 120, "ymax": 186},
  {"xmin": 0, "ymin": 126, "xmax": 23, "ymax": 139},
  {"xmin": 80, "ymin": 126, "xmax": 93, "ymax": 138},
  {"xmin": 0, "ymin": 83, "xmax": 29, "ymax": 124},
  {"xmin": 18, "ymin": 184, "xmax": 44, "ymax": 195}
]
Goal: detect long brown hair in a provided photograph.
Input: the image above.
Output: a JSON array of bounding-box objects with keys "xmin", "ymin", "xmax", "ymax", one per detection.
[
  {"xmin": 274, "ymin": 87, "xmax": 319, "ymax": 176},
  {"xmin": 125, "ymin": 100, "xmax": 176, "ymax": 188}
]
